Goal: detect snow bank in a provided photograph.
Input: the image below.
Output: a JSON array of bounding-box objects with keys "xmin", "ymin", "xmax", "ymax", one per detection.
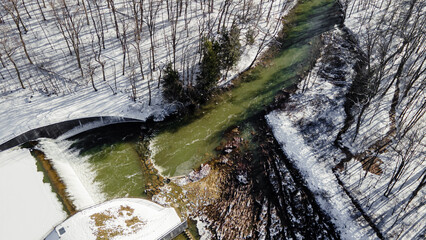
[
  {"xmin": 195, "ymin": 217, "xmax": 213, "ymax": 240},
  {"xmin": 266, "ymin": 1, "xmax": 425, "ymax": 235},
  {"xmin": 266, "ymin": 28, "xmax": 379, "ymax": 239},
  {"xmin": 0, "ymin": 147, "xmax": 67, "ymax": 240},
  {"xmin": 266, "ymin": 112, "xmax": 371, "ymax": 240},
  {"xmin": 52, "ymin": 198, "xmax": 182, "ymax": 240}
]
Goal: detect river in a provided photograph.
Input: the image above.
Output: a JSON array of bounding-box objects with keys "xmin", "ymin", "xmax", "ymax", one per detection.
[
  {"xmin": 150, "ymin": 0, "xmax": 342, "ymax": 177},
  {"xmin": 32, "ymin": 0, "xmax": 342, "ymax": 238}
]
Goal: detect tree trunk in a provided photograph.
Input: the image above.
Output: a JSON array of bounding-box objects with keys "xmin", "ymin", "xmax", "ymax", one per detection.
[{"xmin": 7, "ymin": 53, "xmax": 24, "ymax": 89}]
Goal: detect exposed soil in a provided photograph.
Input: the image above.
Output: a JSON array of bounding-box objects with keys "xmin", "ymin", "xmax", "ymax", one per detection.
[
  {"xmin": 89, "ymin": 205, "xmax": 145, "ymax": 240},
  {"xmin": 25, "ymin": 142, "xmax": 77, "ymax": 215}
]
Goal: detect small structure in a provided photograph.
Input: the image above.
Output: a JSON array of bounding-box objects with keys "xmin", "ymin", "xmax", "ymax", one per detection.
[{"xmin": 44, "ymin": 198, "xmax": 186, "ymax": 240}]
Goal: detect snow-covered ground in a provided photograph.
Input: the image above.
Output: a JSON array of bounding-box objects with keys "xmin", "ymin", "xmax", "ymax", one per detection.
[
  {"xmin": 339, "ymin": 0, "xmax": 425, "ymax": 154},
  {"xmin": 0, "ymin": 147, "xmax": 67, "ymax": 240},
  {"xmin": 0, "ymin": 0, "xmax": 296, "ymax": 147},
  {"xmin": 48, "ymin": 198, "xmax": 182, "ymax": 240},
  {"xmin": 267, "ymin": 0, "xmax": 425, "ymax": 238},
  {"xmin": 267, "ymin": 28, "xmax": 377, "ymax": 239},
  {"xmin": 267, "ymin": 112, "xmax": 373, "ymax": 240},
  {"xmin": 336, "ymin": 0, "xmax": 425, "ymax": 238}
]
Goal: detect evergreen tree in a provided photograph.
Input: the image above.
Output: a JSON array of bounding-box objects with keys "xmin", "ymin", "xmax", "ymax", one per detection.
[
  {"xmin": 162, "ymin": 63, "xmax": 183, "ymax": 102},
  {"xmin": 196, "ymin": 26, "xmax": 241, "ymax": 101},
  {"xmin": 245, "ymin": 28, "xmax": 256, "ymax": 45},
  {"xmin": 197, "ymin": 38, "xmax": 221, "ymax": 96},
  {"xmin": 219, "ymin": 24, "xmax": 241, "ymax": 73}
]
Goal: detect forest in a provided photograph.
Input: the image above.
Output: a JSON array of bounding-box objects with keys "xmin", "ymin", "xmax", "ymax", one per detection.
[{"xmin": 0, "ymin": 0, "xmax": 289, "ymax": 103}]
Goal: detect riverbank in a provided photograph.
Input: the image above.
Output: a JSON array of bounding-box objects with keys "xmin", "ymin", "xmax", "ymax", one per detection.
[
  {"xmin": 265, "ymin": 23, "xmax": 381, "ymax": 239},
  {"xmin": 148, "ymin": 0, "xmax": 342, "ymax": 177},
  {"xmin": 154, "ymin": 117, "xmax": 340, "ymax": 239},
  {"xmin": 149, "ymin": 0, "xmax": 347, "ymax": 238}
]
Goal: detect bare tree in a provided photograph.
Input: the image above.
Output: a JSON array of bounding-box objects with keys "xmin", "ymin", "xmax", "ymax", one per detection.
[
  {"xmin": 130, "ymin": 0, "xmax": 142, "ymax": 40},
  {"xmin": 119, "ymin": 19, "xmax": 129, "ymax": 75},
  {"xmin": 168, "ymin": 0, "xmax": 180, "ymax": 70},
  {"xmin": 0, "ymin": 30, "xmax": 24, "ymax": 89},
  {"xmin": 55, "ymin": 0, "xmax": 85, "ymax": 77},
  {"xmin": 81, "ymin": 0, "xmax": 90, "ymax": 25},
  {"xmin": 1, "ymin": 1, "xmax": 33, "ymax": 64},
  {"xmin": 87, "ymin": 60, "xmax": 97, "ymax": 91},
  {"xmin": 89, "ymin": 0, "xmax": 106, "ymax": 49},
  {"xmin": 107, "ymin": 0, "xmax": 120, "ymax": 38},
  {"xmin": 21, "ymin": 0, "xmax": 31, "ymax": 19},
  {"xmin": 51, "ymin": 2, "xmax": 73, "ymax": 55},
  {"xmin": 92, "ymin": 36, "xmax": 106, "ymax": 83},
  {"xmin": 36, "ymin": 0, "xmax": 46, "ymax": 21},
  {"xmin": 144, "ymin": 0, "xmax": 161, "ymax": 71},
  {"xmin": 129, "ymin": 63, "xmax": 137, "ymax": 102}
]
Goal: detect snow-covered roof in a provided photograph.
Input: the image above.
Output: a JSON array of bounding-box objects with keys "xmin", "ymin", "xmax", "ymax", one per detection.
[{"xmin": 45, "ymin": 198, "xmax": 183, "ymax": 240}]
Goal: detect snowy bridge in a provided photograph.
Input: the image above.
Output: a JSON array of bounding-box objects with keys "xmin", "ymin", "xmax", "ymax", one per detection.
[{"xmin": 0, "ymin": 116, "xmax": 143, "ymax": 151}]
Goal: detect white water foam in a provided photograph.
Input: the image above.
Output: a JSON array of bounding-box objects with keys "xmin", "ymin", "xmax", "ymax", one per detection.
[
  {"xmin": 148, "ymin": 137, "xmax": 167, "ymax": 177},
  {"xmin": 36, "ymin": 138, "xmax": 106, "ymax": 210}
]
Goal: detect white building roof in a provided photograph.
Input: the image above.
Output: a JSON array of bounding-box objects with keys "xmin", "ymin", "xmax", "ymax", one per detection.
[{"xmin": 47, "ymin": 198, "xmax": 182, "ymax": 240}]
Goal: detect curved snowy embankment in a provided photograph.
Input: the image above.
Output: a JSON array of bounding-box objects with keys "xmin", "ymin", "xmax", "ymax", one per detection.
[
  {"xmin": 266, "ymin": 112, "xmax": 369, "ymax": 240},
  {"xmin": 265, "ymin": 27, "xmax": 377, "ymax": 239},
  {"xmin": 0, "ymin": 89, "xmax": 174, "ymax": 150}
]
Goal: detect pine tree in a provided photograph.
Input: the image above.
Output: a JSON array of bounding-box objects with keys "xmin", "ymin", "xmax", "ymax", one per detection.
[
  {"xmin": 219, "ymin": 24, "xmax": 241, "ymax": 75},
  {"xmin": 197, "ymin": 38, "xmax": 221, "ymax": 96},
  {"xmin": 163, "ymin": 63, "xmax": 183, "ymax": 102}
]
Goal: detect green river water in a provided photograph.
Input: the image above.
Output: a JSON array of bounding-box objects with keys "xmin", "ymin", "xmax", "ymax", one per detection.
[
  {"xmin": 70, "ymin": 0, "xmax": 340, "ymax": 198},
  {"xmin": 151, "ymin": 0, "xmax": 339, "ymax": 176}
]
